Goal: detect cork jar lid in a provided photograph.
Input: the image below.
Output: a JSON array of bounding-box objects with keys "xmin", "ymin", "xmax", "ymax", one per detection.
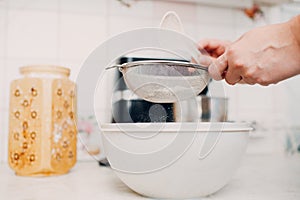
[{"xmin": 20, "ymin": 65, "xmax": 70, "ymax": 77}]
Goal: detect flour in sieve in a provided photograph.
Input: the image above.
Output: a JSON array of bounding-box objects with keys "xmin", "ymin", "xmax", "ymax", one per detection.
[{"xmin": 125, "ymin": 73, "xmax": 209, "ymax": 103}]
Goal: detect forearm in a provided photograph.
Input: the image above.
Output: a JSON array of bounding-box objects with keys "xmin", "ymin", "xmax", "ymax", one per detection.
[{"xmin": 289, "ymin": 15, "xmax": 300, "ymax": 46}]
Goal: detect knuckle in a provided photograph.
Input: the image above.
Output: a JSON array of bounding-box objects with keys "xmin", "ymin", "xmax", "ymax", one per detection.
[
  {"xmin": 256, "ymin": 76, "xmax": 270, "ymax": 86},
  {"xmin": 227, "ymin": 46, "xmax": 235, "ymax": 56},
  {"xmin": 225, "ymin": 77, "xmax": 236, "ymax": 85},
  {"xmin": 242, "ymin": 78, "xmax": 254, "ymax": 85},
  {"xmin": 226, "ymin": 80, "xmax": 235, "ymax": 85},
  {"xmin": 232, "ymin": 60, "xmax": 244, "ymax": 69},
  {"xmin": 243, "ymin": 70, "xmax": 255, "ymax": 79}
]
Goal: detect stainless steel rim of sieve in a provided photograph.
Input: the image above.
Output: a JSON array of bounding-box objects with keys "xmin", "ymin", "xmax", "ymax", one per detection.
[{"xmin": 105, "ymin": 60, "xmax": 209, "ymax": 72}]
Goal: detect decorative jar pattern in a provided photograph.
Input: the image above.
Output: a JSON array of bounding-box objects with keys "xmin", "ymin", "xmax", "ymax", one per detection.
[{"xmin": 8, "ymin": 66, "xmax": 77, "ymax": 176}]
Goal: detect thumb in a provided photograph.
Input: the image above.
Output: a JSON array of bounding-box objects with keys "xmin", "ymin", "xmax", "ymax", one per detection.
[
  {"xmin": 198, "ymin": 54, "xmax": 213, "ymax": 67},
  {"xmin": 208, "ymin": 53, "xmax": 228, "ymax": 81}
]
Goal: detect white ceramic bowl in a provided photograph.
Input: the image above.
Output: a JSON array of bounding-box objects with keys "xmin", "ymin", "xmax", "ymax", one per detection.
[{"xmin": 101, "ymin": 122, "xmax": 251, "ymax": 199}]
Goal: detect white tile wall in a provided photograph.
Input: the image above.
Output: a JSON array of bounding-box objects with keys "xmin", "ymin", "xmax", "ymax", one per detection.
[
  {"xmin": 8, "ymin": 0, "xmax": 59, "ymax": 11},
  {"xmin": 197, "ymin": 23, "xmax": 236, "ymax": 40},
  {"xmin": 0, "ymin": 6, "xmax": 6, "ymax": 59},
  {"xmin": 0, "ymin": 61, "xmax": 6, "ymax": 111},
  {"xmin": 153, "ymin": 0, "xmax": 197, "ymax": 21},
  {"xmin": 0, "ymin": 0, "xmax": 299, "ymax": 162},
  {"xmin": 1, "ymin": 109, "xmax": 8, "ymax": 163},
  {"xmin": 107, "ymin": 15, "xmax": 155, "ymax": 36},
  {"xmin": 0, "ymin": 58, "xmax": 6, "ymax": 110},
  {"xmin": 7, "ymin": 9, "xmax": 58, "ymax": 59},
  {"xmin": 57, "ymin": 59, "xmax": 84, "ymax": 81},
  {"xmin": 58, "ymin": 13, "xmax": 107, "ymax": 61},
  {"xmin": 233, "ymin": 8, "xmax": 254, "ymax": 27},
  {"xmin": 197, "ymin": 5, "xmax": 235, "ymax": 25},
  {"xmin": 60, "ymin": 0, "xmax": 107, "ymax": 15},
  {"xmin": 0, "ymin": 110, "xmax": 4, "ymax": 162},
  {"xmin": 0, "ymin": 3, "xmax": 7, "ymax": 163},
  {"xmin": 108, "ymin": 0, "xmax": 153, "ymax": 18}
]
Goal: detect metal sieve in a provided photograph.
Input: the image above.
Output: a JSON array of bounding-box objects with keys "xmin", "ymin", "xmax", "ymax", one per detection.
[{"xmin": 106, "ymin": 60, "xmax": 210, "ymax": 103}]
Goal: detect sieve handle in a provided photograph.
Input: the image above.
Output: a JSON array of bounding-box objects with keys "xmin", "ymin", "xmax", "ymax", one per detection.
[{"xmin": 105, "ymin": 64, "xmax": 123, "ymax": 70}]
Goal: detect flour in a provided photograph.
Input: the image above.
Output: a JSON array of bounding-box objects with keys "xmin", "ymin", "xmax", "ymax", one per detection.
[{"xmin": 124, "ymin": 72, "xmax": 209, "ymax": 103}]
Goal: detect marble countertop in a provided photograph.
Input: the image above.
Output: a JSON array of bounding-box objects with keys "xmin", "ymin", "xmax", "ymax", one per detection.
[{"xmin": 1, "ymin": 154, "xmax": 300, "ymax": 200}]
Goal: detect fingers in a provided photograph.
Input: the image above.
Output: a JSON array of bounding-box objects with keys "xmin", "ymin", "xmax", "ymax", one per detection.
[
  {"xmin": 207, "ymin": 52, "xmax": 247, "ymax": 85},
  {"xmin": 198, "ymin": 39, "xmax": 225, "ymax": 50},
  {"xmin": 199, "ymin": 39, "xmax": 256, "ymax": 85},
  {"xmin": 208, "ymin": 53, "xmax": 228, "ymax": 80},
  {"xmin": 198, "ymin": 39, "xmax": 212, "ymax": 56},
  {"xmin": 198, "ymin": 39, "xmax": 231, "ymax": 58},
  {"xmin": 198, "ymin": 55, "xmax": 213, "ymax": 66},
  {"xmin": 198, "ymin": 39, "xmax": 219, "ymax": 56},
  {"xmin": 225, "ymin": 71, "xmax": 242, "ymax": 85},
  {"xmin": 198, "ymin": 39, "xmax": 209, "ymax": 49},
  {"xmin": 224, "ymin": 59, "xmax": 243, "ymax": 85}
]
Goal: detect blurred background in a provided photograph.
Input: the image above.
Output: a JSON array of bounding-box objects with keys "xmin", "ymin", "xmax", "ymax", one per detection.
[{"xmin": 0, "ymin": 0, "xmax": 300, "ymax": 163}]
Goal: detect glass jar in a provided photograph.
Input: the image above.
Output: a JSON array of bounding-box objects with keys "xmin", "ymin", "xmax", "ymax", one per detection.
[{"xmin": 8, "ymin": 65, "xmax": 77, "ymax": 176}]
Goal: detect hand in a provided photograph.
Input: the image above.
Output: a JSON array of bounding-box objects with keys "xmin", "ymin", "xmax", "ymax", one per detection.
[
  {"xmin": 198, "ymin": 39, "xmax": 231, "ymax": 80},
  {"xmin": 198, "ymin": 39, "xmax": 231, "ymax": 58},
  {"xmin": 211, "ymin": 16, "xmax": 300, "ymax": 85}
]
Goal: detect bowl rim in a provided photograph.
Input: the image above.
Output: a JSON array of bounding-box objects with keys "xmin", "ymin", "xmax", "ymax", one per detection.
[{"xmin": 100, "ymin": 122, "xmax": 253, "ymax": 133}]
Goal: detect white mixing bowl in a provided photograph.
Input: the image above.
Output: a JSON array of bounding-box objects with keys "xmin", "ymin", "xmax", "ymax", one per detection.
[{"xmin": 101, "ymin": 122, "xmax": 252, "ymax": 199}]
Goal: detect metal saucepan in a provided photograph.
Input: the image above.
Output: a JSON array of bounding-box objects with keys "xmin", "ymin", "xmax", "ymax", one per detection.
[{"xmin": 111, "ymin": 90, "xmax": 228, "ymax": 123}]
